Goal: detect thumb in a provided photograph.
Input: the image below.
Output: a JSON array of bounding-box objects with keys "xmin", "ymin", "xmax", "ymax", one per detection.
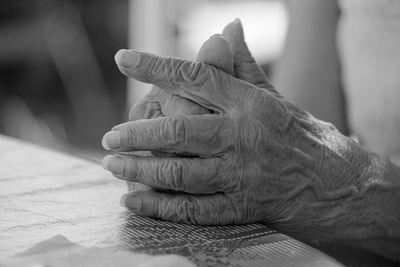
[
  {"xmin": 128, "ymin": 36, "xmax": 234, "ymax": 123},
  {"xmin": 222, "ymin": 18, "xmax": 273, "ymax": 90},
  {"xmin": 196, "ymin": 35, "xmax": 235, "ymax": 76}
]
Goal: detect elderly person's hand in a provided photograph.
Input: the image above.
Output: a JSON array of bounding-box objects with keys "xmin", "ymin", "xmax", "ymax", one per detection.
[
  {"xmin": 102, "ymin": 19, "xmax": 400, "ymax": 261},
  {"xmin": 118, "ymin": 33, "xmax": 235, "ymax": 192},
  {"xmin": 127, "ymin": 19, "xmax": 271, "ymax": 122},
  {"xmin": 117, "ymin": 19, "xmax": 272, "ymax": 192}
]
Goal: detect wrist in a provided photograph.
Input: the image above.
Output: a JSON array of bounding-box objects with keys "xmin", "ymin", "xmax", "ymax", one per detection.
[
  {"xmin": 303, "ymin": 136, "xmax": 400, "ymax": 260},
  {"xmin": 278, "ymin": 115, "xmax": 400, "ymax": 260}
]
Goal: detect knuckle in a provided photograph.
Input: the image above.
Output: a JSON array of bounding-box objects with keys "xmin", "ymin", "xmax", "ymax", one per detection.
[
  {"xmin": 148, "ymin": 55, "xmax": 165, "ymax": 79},
  {"xmin": 155, "ymin": 161, "xmax": 174, "ymax": 189},
  {"xmin": 155, "ymin": 160, "xmax": 185, "ymax": 192},
  {"xmin": 155, "ymin": 163, "xmax": 164, "ymax": 187},
  {"xmin": 176, "ymin": 197, "xmax": 203, "ymax": 224},
  {"xmin": 169, "ymin": 160, "xmax": 184, "ymax": 191},
  {"xmin": 156, "ymin": 197, "xmax": 180, "ymax": 222},
  {"xmin": 126, "ymin": 124, "xmax": 137, "ymax": 147},
  {"xmin": 165, "ymin": 116, "xmax": 186, "ymax": 147},
  {"xmin": 226, "ymin": 196, "xmax": 243, "ymax": 223},
  {"xmin": 162, "ymin": 195, "xmax": 241, "ymax": 225},
  {"xmin": 185, "ymin": 61, "xmax": 204, "ymax": 83},
  {"xmin": 173, "ymin": 60, "xmax": 208, "ymax": 84},
  {"xmin": 169, "ymin": 58, "xmax": 184, "ymax": 82}
]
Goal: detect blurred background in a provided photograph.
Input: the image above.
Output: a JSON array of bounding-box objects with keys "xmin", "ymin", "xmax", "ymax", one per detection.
[{"xmin": 0, "ymin": 0, "xmax": 287, "ymax": 160}]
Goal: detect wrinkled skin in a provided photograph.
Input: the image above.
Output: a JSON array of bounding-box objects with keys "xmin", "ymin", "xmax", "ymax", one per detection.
[
  {"xmin": 102, "ymin": 20, "xmax": 400, "ymax": 261},
  {"xmin": 128, "ymin": 19, "xmax": 271, "ymax": 122},
  {"xmin": 125, "ymin": 19, "xmax": 272, "ymax": 191}
]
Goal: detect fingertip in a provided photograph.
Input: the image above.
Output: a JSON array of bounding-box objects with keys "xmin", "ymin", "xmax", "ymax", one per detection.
[
  {"xmin": 197, "ymin": 35, "xmax": 234, "ymax": 76},
  {"xmin": 101, "ymin": 131, "xmax": 121, "ymax": 150},
  {"xmin": 101, "ymin": 155, "xmax": 114, "ymax": 171},
  {"xmin": 120, "ymin": 193, "xmax": 128, "ymax": 207},
  {"xmin": 101, "ymin": 134, "xmax": 111, "ymax": 150},
  {"xmin": 101, "ymin": 155, "xmax": 123, "ymax": 174},
  {"xmin": 222, "ymin": 18, "xmax": 244, "ymax": 42},
  {"xmin": 114, "ymin": 49, "xmax": 141, "ymax": 68},
  {"xmin": 223, "ymin": 18, "xmax": 241, "ymax": 30},
  {"xmin": 114, "ymin": 49, "xmax": 127, "ymax": 65},
  {"xmin": 120, "ymin": 193, "xmax": 142, "ymax": 212},
  {"xmin": 233, "ymin": 18, "xmax": 241, "ymax": 24}
]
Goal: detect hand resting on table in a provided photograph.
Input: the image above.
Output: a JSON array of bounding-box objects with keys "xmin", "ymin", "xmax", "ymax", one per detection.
[{"xmin": 102, "ymin": 19, "xmax": 400, "ymax": 261}]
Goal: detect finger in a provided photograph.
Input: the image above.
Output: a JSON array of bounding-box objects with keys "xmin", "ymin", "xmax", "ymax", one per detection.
[
  {"xmin": 128, "ymin": 89, "xmax": 163, "ymax": 121},
  {"xmin": 222, "ymin": 18, "xmax": 274, "ymax": 91},
  {"xmin": 129, "ymin": 86, "xmax": 210, "ymax": 121},
  {"xmin": 114, "ymin": 49, "xmax": 228, "ymax": 112},
  {"xmin": 196, "ymin": 35, "xmax": 234, "ymax": 76},
  {"xmin": 128, "ymin": 182, "xmax": 152, "ymax": 192},
  {"xmin": 128, "ymin": 35, "xmax": 235, "ymax": 121},
  {"xmin": 156, "ymin": 88, "xmax": 210, "ymax": 116},
  {"xmin": 102, "ymin": 115, "xmax": 231, "ymax": 156},
  {"xmin": 102, "ymin": 155, "xmax": 224, "ymax": 194},
  {"xmin": 120, "ymin": 190, "xmax": 238, "ymax": 225},
  {"xmin": 128, "ymin": 88, "xmax": 208, "ymax": 158},
  {"xmin": 125, "ymin": 151, "xmax": 153, "ymax": 192}
]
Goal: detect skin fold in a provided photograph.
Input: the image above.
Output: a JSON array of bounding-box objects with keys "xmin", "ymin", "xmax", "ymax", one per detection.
[{"xmin": 101, "ymin": 19, "xmax": 400, "ymax": 261}]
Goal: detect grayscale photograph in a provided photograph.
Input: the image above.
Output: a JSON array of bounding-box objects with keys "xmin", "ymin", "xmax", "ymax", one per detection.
[{"xmin": 0, "ymin": 0, "xmax": 399, "ymax": 266}]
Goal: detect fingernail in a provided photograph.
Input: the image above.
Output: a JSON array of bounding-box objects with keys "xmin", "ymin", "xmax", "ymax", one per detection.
[
  {"xmin": 101, "ymin": 131, "xmax": 121, "ymax": 150},
  {"xmin": 120, "ymin": 194, "xmax": 142, "ymax": 212},
  {"xmin": 101, "ymin": 155, "xmax": 123, "ymax": 174},
  {"xmin": 114, "ymin": 49, "xmax": 141, "ymax": 68}
]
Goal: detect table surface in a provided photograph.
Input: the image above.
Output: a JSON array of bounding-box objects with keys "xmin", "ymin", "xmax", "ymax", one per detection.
[{"xmin": 0, "ymin": 135, "xmax": 394, "ymax": 266}]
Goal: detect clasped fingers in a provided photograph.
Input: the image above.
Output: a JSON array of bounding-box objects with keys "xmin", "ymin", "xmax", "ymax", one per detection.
[
  {"xmin": 102, "ymin": 114, "xmax": 233, "ymax": 157},
  {"xmin": 102, "ymin": 155, "xmax": 231, "ymax": 194}
]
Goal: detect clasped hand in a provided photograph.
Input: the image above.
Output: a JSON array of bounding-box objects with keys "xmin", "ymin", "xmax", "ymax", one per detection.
[{"xmin": 101, "ymin": 20, "xmax": 367, "ymax": 236}]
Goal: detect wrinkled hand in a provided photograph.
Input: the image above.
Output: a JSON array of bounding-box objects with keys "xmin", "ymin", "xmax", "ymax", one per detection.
[
  {"xmin": 128, "ymin": 19, "xmax": 272, "ymax": 123},
  {"xmin": 120, "ymin": 19, "xmax": 272, "ymax": 192},
  {"xmin": 101, "ymin": 20, "xmax": 370, "ymax": 240}
]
